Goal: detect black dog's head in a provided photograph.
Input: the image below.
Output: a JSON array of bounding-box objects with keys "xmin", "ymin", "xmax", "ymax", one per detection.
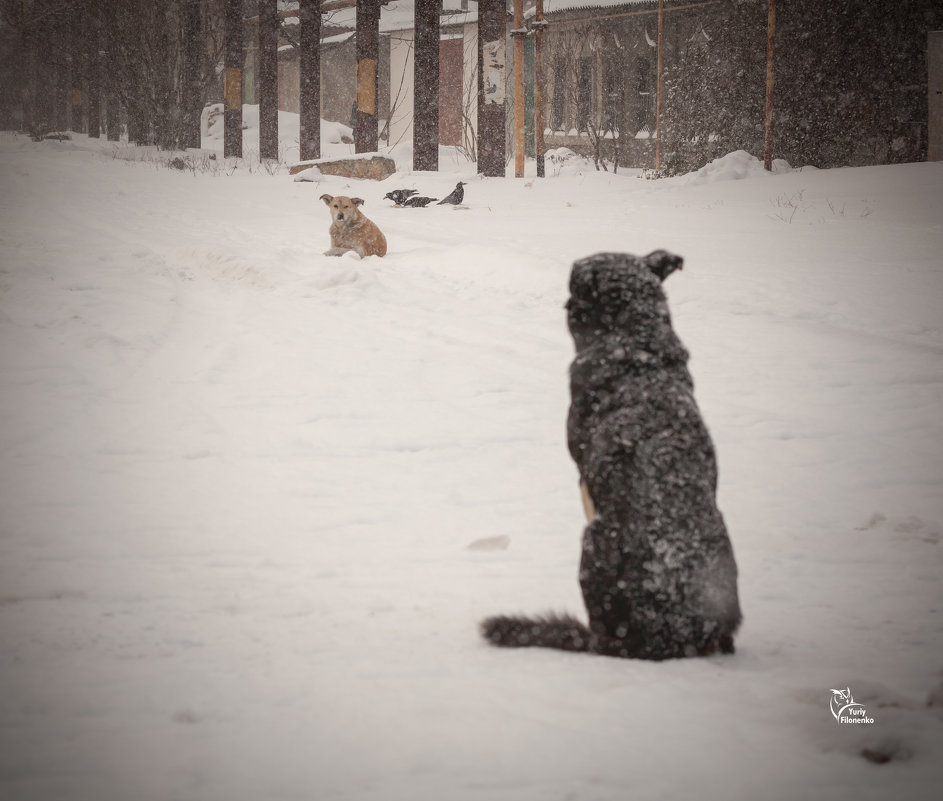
[{"xmin": 566, "ymin": 250, "xmax": 684, "ymax": 353}]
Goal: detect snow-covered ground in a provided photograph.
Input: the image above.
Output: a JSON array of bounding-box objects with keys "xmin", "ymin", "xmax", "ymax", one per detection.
[{"xmin": 1, "ymin": 112, "xmax": 942, "ymax": 801}]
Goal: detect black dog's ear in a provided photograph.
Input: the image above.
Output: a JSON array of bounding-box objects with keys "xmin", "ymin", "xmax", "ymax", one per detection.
[
  {"xmin": 319, "ymin": 194, "xmax": 334, "ymax": 205},
  {"xmin": 642, "ymin": 250, "xmax": 683, "ymax": 282},
  {"xmin": 351, "ymin": 197, "xmax": 365, "ymax": 207}
]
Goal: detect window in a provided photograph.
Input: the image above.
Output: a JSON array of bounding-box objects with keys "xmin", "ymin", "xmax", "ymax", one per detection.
[
  {"xmin": 551, "ymin": 59, "xmax": 565, "ymax": 132},
  {"xmin": 635, "ymin": 57, "xmax": 653, "ymax": 134},
  {"xmin": 603, "ymin": 59, "xmax": 624, "ymax": 133},
  {"xmin": 577, "ymin": 57, "xmax": 592, "ymax": 133}
]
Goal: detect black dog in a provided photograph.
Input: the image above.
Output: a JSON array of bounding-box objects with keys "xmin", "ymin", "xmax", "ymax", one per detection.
[{"xmin": 481, "ymin": 251, "xmax": 742, "ymax": 660}]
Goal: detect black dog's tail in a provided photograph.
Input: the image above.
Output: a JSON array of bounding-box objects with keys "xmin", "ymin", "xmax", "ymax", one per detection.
[
  {"xmin": 480, "ymin": 612, "xmax": 593, "ymax": 653},
  {"xmin": 481, "ymin": 613, "xmax": 737, "ymax": 659}
]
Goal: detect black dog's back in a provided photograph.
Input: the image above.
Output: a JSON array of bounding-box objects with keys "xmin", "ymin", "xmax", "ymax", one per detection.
[{"xmin": 481, "ymin": 251, "xmax": 741, "ymax": 660}]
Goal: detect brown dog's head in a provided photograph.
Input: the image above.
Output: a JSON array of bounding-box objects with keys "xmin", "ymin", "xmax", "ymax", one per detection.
[{"xmin": 320, "ymin": 194, "xmax": 365, "ymax": 224}]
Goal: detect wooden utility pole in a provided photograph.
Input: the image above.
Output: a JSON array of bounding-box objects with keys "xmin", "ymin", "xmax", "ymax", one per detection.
[
  {"xmin": 534, "ymin": 0, "xmax": 546, "ymax": 177},
  {"xmin": 764, "ymin": 0, "xmax": 776, "ymax": 170},
  {"xmin": 299, "ymin": 0, "xmax": 321, "ymax": 161},
  {"xmin": 478, "ymin": 0, "xmax": 506, "ymax": 177},
  {"xmin": 654, "ymin": 0, "xmax": 664, "ymax": 171},
  {"xmin": 354, "ymin": 0, "xmax": 380, "ymax": 153},
  {"xmin": 259, "ymin": 0, "xmax": 279, "ymax": 160},
  {"xmin": 224, "ymin": 0, "xmax": 243, "ymax": 157},
  {"xmin": 413, "ymin": 0, "xmax": 439, "ymax": 171},
  {"xmin": 512, "ymin": 0, "xmax": 525, "ymax": 177}
]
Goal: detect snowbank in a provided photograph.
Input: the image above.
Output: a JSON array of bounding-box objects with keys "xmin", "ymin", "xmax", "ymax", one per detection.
[{"xmin": 684, "ymin": 149, "xmax": 792, "ymax": 184}]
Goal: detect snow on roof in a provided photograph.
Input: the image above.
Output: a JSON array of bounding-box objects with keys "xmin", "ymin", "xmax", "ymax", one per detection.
[
  {"xmin": 282, "ymin": 0, "xmax": 673, "ymax": 33},
  {"xmin": 537, "ymin": 0, "xmax": 653, "ymax": 12},
  {"xmin": 375, "ymin": 1, "xmax": 478, "ymax": 33},
  {"xmin": 280, "ymin": 1, "xmax": 478, "ymax": 34},
  {"xmin": 527, "ymin": 0, "xmax": 703, "ymax": 18}
]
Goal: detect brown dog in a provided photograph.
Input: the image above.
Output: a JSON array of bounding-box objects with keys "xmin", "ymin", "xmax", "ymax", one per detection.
[{"xmin": 319, "ymin": 194, "xmax": 387, "ymax": 258}]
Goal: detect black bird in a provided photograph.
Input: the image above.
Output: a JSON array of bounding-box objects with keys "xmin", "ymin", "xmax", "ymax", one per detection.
[
  {"xmin": 403, "ymin": 195, "xmax": 438, "ymax": 207},
  {"xmin": 437, "ymin": 181, "xmax": 467, "ymax": 205},
  {"xmin": 384, "ymin": 188, "xmax": 418, "ymax": 206}
]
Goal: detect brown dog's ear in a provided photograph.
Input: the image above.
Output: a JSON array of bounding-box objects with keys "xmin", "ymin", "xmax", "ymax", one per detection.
[
  {"xmin": 319, "ymin": 194, "xmax": 334, "ymax": 205},
  {"xmin": 351, "ymin": 198, "xmax": 365, "ymax": 207}
]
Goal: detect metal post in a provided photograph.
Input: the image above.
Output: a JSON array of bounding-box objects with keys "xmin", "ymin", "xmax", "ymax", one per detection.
[
  {"xmin": 354, "ymin": 0, "xmax": 380, "ymax": 153},
  {"xmin": 764, "ymin": 0, "xmax": 776, "ymax": 171},
  {"xmin": 534, "ymin": 0, "xmax": 546, "ymax": 177},
  {"xmin": 259, "ymin": 0, "xmax": 279, "ymax": 160},
  {"xmin": 224, "ymin": 0, "xmax": 243, "ymax": 158},
  {"xmin": 414, "ymin": 0, "xmax": 439, "ymax": 171},
  {"xmin": 654, "ymin": 0, "xmax": 663, "ymax": 172},
  {"xmin": 299, "ymin": 0, "xmax": 321, "ymax": 161}
]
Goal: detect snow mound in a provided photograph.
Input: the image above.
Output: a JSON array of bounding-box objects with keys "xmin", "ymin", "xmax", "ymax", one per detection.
[
  {"xmin": 201, "ymin": 103, "xmax": 225, "ymax": 140},
  {"xmin": 292, "ymin": 165, "xmax": 323, "ymax": 183},
  {"xmin": 466, "ymin": 535, "xmax": 511, "ymax": 551},
  {"xmin": 323, "ymin": 120, "xmax": 355, "ymax": 146},
  {"xmin": 685, "ymin": 149, "xmax": 792, "ymax": 184},
  {"xmin": 544, "ymin": 146, "xmax": 597, "ymax": 175}
]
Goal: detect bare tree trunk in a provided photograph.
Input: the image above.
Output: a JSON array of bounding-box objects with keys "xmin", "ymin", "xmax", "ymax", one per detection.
[
  {"xmin": 104, "ymin": 4, "xmax": 121, "ymax": 141},
  {"xmin": 53, "ymin": 15, "xmax": 68, "ymax": 133},
  {"xmin": 181, "ymin": 0, "xmax": 203, "ymax": 149},
  {"xmin": 478, "ymin": 0, "xmax": 506, "ymax": 177},
  {"xmin": 127, "ymin": 102, "xmax": 147, "ymax": 144},
  {"xmin": 355, "ymin": 0, "xmax": 380, "ymax": 153},
  {"xmin": 224, "ymin": 0, "xmax": 243, "ymax": 157},
  {"xmin": 258, "ymin": 0, "xmax": 278, "ymax": 160},
  {"xmin": 70, "ymin": 0, "xmax": 86, "ymax": 134},
  {"xmin": 23, "ymin": 14, "xmax": 38, "ymax": 134},
  {"xmin": 84, "ymin": 7, "xmax": 101, "ymax": 137},
  {"xmin": 121, "ymin": 3, "xmax": 151, "ymax": 146},
  {"xmin": 764, "ymin": 0, "xmax": 776, "ymax": 170},
  {"xmin": 299, "ymin": 0, "xmax": 321, "ymax": 161},
  {"xmin": 413, "ymin": 0, "xmax": 439, "ymax": 171},
  {"xmin": 512, "ymin": 0, "xmax": 524, "ymax": 177}
]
